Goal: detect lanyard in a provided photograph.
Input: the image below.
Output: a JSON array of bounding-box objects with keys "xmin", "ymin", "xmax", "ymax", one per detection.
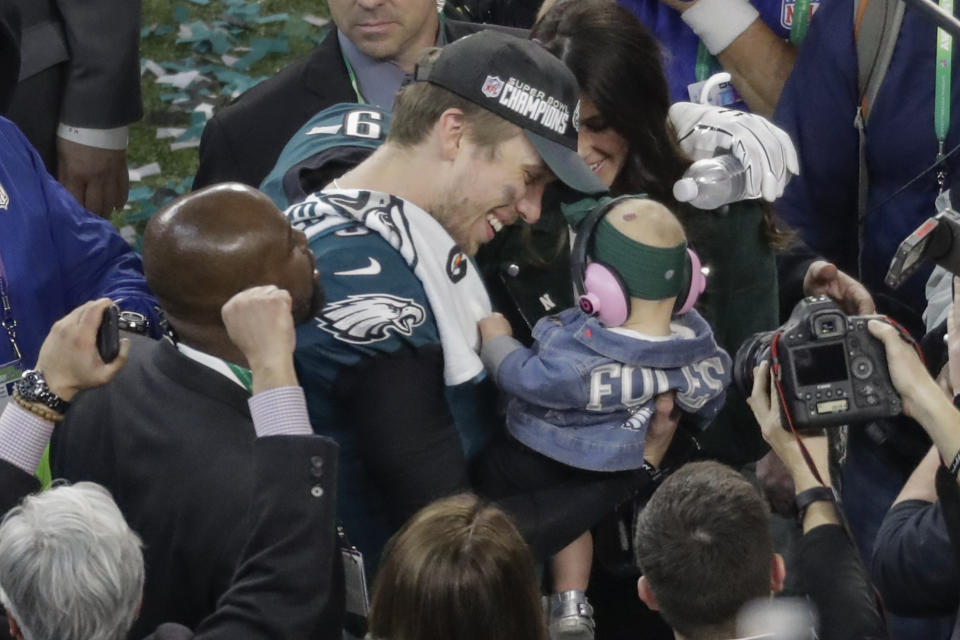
[
  {"xmin": 695, "ymin": 41, "xmax": 715, "ymax": 83},
  {"xmin": 790, "ymin": 0, "xmax": 812, "ymax": 45},
  {"xmin": 936, "ymin": 0, "xmax": 955, "ymax": 191},
  {"xmin": 340, "ymin": 50, "xmax": 366, "ymax": 104},
  {"xmin": 225, "ymin": 362, "xmax": 254, "ymax": 393},
  {"xmin": 0, "ymin": 252, "xmax": 21, "ymax": 362},
  {"xmin": 695, "ymin": 1, "xmax": 812, "ymax": 82}
]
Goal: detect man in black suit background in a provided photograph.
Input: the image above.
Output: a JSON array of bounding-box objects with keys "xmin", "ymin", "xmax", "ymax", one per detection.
[
  {"xmin": 193, "ymin": 0, "xmax": 519, "ymax": 190},
  {"xmin": 6, "ymin": 0, "xmax": 141, "ymax": 217}
]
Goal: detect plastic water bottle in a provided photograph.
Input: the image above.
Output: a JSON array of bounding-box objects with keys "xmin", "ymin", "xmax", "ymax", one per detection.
[{"xmin": 673, "ymin": 155, "xmax": 748, "ymax": 210}]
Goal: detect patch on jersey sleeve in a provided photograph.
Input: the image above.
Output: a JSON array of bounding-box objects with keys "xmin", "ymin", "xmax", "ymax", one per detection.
[{"xmin": 316, "ymin": 293, "xmax": 427, "ymax": 344}]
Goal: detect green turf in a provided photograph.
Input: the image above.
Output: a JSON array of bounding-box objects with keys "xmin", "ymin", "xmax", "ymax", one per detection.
[{"xmin": 123, "ymin": 0, "xmax": 329, "ymax": 232}]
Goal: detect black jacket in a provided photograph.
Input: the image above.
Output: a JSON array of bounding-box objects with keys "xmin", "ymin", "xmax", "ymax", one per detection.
[
  {"xmin": 50, "ymin": 336, "xmax": 343, "ymax": 638},
  {"xmin": 2, "ymin": 435, "xmax": 341, "ymax": 640},
  {"xmin": 790, "ymin": 524, "xmax": 887, "ymax": 640},
  {"xmin": 193, "ymin": 19, "xmax": 508, "ymax": 190}
]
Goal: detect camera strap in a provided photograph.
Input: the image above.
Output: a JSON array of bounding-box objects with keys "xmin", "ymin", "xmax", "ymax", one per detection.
[{"xmin": 769, "ymin": 331, "xmax": 831, "ymax": 485}]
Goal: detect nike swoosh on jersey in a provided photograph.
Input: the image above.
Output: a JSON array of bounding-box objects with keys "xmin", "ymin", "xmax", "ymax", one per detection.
[{"xmin": 334, "ymin": 258, "xmax": 382, "ymax": 276}]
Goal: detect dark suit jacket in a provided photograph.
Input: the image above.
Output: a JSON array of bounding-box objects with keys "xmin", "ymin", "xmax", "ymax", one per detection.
[
  {"xmin": 2, "ymin": 435, "xmax": 341, "ymax": 640},
  {"xmin": 5, "ymin": 0, "xmax": 141, "ymax": 167},
  {"xmin": 193, "ymin": 20, "xmax": 516, "ymax": 190},
  {"xmin": 10, "ymin": 0, "xmax": 141, "ymax": 127},
  {"xmin": 50, "ymin": 335, "xmax": 342, "ymax": 639}
]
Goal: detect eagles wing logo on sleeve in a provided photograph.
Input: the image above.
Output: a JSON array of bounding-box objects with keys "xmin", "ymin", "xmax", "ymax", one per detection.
[
  {"xmin": 361, "ymin": 196, "xmax": 418, "ymax": 270},
  {"xmin": 316, "ymin": 293, "xmax": 427, "ymax": 344},
  {"xmin": 0, "ymin": 180, "xmax": 8, "ymax": 210}
]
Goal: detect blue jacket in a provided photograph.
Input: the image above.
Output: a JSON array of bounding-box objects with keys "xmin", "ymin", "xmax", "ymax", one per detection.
[
  {"xmin": 618, "ymin": 0, "xmax": 821, "ymax": 108},
  {"xmin": 482, "ymin": 308, "xmax": 731, "ymax": 472},
  {"xmin": 0, "ymin": 117, "xmax": 157, "ymax": 370},
  {"xmin": 773, "ymin": 0, "xmax": 955, "ymax": 319}
]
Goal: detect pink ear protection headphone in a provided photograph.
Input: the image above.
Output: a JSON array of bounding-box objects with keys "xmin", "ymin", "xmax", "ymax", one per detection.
[{"xmin": 571, "ymin": 195, "xmax": 707, "ymax": 327}]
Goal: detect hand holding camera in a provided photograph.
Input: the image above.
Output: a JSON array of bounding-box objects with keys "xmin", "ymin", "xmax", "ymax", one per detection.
[
  {"xmin": 803, "ymin": 260, "xmax": 876, "ymax": 315},
  {"xmin": 736, "ymin": 296, "xmax": 903, "ymax": 430},
  {"xmin": 747, "ymin": 360, "xmax": 830, "ymax": 493}
]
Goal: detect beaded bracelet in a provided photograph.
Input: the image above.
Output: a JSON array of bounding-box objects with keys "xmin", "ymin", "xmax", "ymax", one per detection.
[{"xmin": 12, "ymin": 391, "xmax": 65, "ymax": 423}]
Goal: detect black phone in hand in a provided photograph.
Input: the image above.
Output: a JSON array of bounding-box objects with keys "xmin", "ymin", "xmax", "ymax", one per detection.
[{"xmin": 97, "ymin": 305, "xmax": 120, "ymax": 363}]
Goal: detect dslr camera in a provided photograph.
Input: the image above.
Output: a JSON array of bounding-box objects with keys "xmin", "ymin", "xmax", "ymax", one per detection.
[
  {"xmin": 887, "ymin": 186, "xmax": 960, "ymax": 289},
  {"xmin": 734, "ymin": 296, "xmax": 901, "ymax": 430}
]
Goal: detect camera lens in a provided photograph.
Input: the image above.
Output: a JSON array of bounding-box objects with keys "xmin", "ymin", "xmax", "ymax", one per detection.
[{"xmin": 733, "ymin": 331, "xmax": 775, "ymax": 397}]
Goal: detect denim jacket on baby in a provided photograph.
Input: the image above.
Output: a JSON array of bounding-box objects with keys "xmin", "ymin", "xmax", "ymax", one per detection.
[{"xmin": 481, "ymin": 307, "xmax": 732, "ymax": 472}]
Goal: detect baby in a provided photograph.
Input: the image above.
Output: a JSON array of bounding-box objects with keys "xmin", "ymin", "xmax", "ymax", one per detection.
[{"xmin": 477, "ymin": 197, "xmax": 732, "ymax": 640}]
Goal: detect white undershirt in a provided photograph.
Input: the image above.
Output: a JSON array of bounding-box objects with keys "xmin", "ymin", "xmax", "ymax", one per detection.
[
  {"xmin": 608, "ymin": 322, "xmax": 696, "ymax": 341},
  {"xmin": 175, "ymin": 342, "xmax": 247, "ymax": 390}
]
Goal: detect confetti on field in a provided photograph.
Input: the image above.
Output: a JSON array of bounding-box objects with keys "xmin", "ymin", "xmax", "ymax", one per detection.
[
  {"xmin": 303, "ymin": 14, "xmax": 330, "ymax": 28},
  {"xmin": 155, "ymin": 127, "xmax": 188, "ymax": 139},
  {"xmin": 128, "ymin": 163, "xmax": 162, "ymax": 182},
  {"xmin": 126, "ymin": 0, "xmax": 332, "ymax": 242}
]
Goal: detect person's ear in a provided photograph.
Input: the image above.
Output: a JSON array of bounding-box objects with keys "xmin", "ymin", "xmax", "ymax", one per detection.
[
  {"xmin": 770, "ymin": 553, "xmax": 786, "ymax": 594},
  {"xmin": 435, "ymin": 107, "xmax": 466, "ymax": 161},
  {"xmin": 637, "ymin": 575, "xmax": 660, "ymax": 611}
]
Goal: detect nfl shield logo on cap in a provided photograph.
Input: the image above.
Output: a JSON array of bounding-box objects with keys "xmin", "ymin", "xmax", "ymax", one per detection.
[{"xmin": 481, "ymin": 75, "xmax": 505, "ymax": 99}]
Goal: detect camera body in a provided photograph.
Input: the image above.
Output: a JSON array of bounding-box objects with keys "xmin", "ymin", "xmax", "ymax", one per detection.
[
  {"xmin": 887, "ymin": 189, "xmax": 960, "ymax": 288},
  {"xmin": 735, "ymin": 296, "xmax": 901, "ymax": 430}
]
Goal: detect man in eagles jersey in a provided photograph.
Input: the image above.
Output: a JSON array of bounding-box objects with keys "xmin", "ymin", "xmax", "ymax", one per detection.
[{"xmin": 288, "ymin": 31, "xmax": 614, "ymax": 573}]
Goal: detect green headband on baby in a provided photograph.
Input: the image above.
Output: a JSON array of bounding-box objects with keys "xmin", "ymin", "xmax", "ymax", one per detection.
[{"xmin": 591, "ymin": 217, "xmax": 688, "ymax": 300}]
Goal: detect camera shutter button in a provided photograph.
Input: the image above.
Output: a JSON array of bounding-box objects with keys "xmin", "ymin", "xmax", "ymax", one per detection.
[{"xmin": 852, "ymin": 356, "xmax": 874, "ymax": 380}]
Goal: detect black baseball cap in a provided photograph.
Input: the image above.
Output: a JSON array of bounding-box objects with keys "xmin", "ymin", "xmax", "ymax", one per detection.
[{"xmin": 414, "ymin": 30, "xmax": 608, "ymax": 195}]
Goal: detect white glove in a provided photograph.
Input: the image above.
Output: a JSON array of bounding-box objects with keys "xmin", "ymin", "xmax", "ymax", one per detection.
[{"xmin": 669, "ymin": 102, "xmax": 799, "ymax": 202}]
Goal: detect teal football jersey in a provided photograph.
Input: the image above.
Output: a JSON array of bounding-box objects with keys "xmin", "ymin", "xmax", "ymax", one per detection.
[{"xmin": 260, "ymin": 103, "xmax": 392, "ymax": 209}]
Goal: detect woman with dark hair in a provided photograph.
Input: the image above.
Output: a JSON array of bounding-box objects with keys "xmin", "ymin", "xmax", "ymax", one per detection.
[
  {"xmin": 473, "ymin": 2, "xmax": 785, "ymax": 637},
  {"xmin": 366, "ymin": 493, "xmax": 549, "ymax": 640},
  {"xmin": 479, "ymin": 0, "xmax": 782, "ymax": 470},
  {"xmin": 532, "ymin": 0, "xmax": 689, "ymax": 204}
]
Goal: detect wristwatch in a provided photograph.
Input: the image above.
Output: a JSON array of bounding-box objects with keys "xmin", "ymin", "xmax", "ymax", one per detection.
[
  {"xmin": 14, "ymin": 369, "xmax": 70, "ymax": 415},
  {"xmin": 794, "ymin": 486, "xmax": 836, "ymax": 522},
  {"xmin": 118, "ymin": 310, "xmax": 150, "ymax": 335}
]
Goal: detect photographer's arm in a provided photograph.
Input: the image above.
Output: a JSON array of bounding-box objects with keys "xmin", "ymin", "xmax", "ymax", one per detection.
[
  {"xmin": 747, "ymin": 361, "xmax": 887, "ymax": 640},
  {"xmin": 866, "ymin": 318, "xmax": 960, "ymax": 615},
  {"xmin": 746, "ymin": 361, "xmax": 836, "ymax": 530},
  {"xmin": 868, "ymin": 320, "xmax": 960, "ymax": 480}
]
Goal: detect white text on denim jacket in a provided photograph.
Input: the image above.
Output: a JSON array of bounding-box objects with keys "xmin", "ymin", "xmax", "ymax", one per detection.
[{"xmin": 586, "ymin": 357, "xmax": 727, "ymax": 412}]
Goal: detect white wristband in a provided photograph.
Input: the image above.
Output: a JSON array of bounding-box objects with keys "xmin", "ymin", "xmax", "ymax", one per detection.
[
  {"xmin": 56, "ymin": 123, "xmax": 129, "ymax": 150},
  {"xmin": 681, "ymin": 0, "xmax": 760, "ymax": 56}
]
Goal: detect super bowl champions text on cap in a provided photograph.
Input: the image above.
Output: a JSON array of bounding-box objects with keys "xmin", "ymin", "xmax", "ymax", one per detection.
[{"xmin": 481, "ymin": 76, "xmax": 571, "ymax": 136}]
